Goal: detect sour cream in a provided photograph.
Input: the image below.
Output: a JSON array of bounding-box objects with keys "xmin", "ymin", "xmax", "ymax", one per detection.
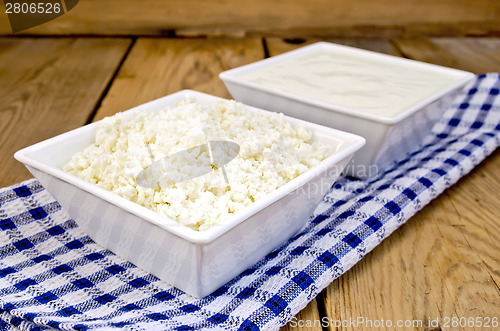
[{"xmin": 240, "ymin": 50, "xmax": 465, "ymax": 118}]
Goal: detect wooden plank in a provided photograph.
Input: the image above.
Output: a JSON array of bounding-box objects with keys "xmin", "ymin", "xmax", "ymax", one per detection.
[
  {"xmin": 0, "ymin": 0, "xmax": 499, "ymax": 37},
  {"xmin": 266, "ymin": 37, "xmax": 500, "ymax": 330},
  {"xmin": 267, "ymin": 38, "xmax": 403, "ymax": 331},
  {"xmin": 0, "ymin": 38, "xmax": 131, "ymax": 188},
  {"xmin": 444, "ymin": 152, "xmax": 500, "ymax": 288},
  {"xmin": 391, "ymin": 38, "xmax": 500, "ymax": 303},
  {"xmin": 393, "ymin": 38, "xmax": 500, "ymax": 74},
  {"xmin": 91, "ymin": 36, "xmax": 322, "ymax": 330},
  {"xmin": 266, "ymin": 38, "xmax": 401, "ymax": 57},
  {"xmin": 389, "ymin": 37, "xmax": 500, "ymax": 294},
  {"xmin": 322, "ymin": 154, "xmax": 500, "ymax": 331},
  {"xmin": 322, "ymin": 211, "xmax": 443, "ymax": 331},
  {"xmin": 92, "ymin": 38, "xmax": 264, "ymax": 120}
]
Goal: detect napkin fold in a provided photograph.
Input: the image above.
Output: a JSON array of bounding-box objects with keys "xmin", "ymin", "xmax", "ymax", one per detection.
[{"xmin": 1, "ymin": 74, "xmax": 499, "ymax": 330}]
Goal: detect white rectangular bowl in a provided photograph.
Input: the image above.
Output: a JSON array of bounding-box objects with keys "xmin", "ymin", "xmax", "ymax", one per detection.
[
  {"xmin": 15, "ymin": 90, "xmax": 365, "ymax": 298},
  {"xmin": 219, "ymin": 42, "xmax": 476, "ymax": 178}
]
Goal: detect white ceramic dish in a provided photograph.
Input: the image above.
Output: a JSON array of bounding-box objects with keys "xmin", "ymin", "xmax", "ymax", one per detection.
[
  {"xmin": 219, "ymin": 42, "xmax": 475, "ymax": 178},
  {"xmin": 15, "ymin": 90, "xmax": 365, "ymax": 298}
]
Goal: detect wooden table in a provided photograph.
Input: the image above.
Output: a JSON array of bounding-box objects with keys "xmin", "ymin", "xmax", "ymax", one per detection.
[{"xmin": 1, "ymin": 36, "xmax": 498, "ymax": 330}]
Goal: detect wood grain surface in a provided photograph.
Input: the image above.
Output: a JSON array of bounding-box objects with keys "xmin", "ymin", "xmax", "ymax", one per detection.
[
  {"xmin": 265, "ymin": 38, "xmax": 402, "ymax": 57},
  {"xmin": 0, "ymin": 38, "xmax": 131, "ymax": 187},
  {"xmin": 394, "ymin": 38, "xmax": 500, "ymax": 74},
  {"xmin": 269, "ymin": 38, "xmax": 500, "ymax": 330},
  {"xmin": 0, "ymin": 0, "xmax": 499, "ymax": 37},
  {"xmin": 0, "ymin": 36, "xmax": 498, "ymax": 330},
  {"xmin": 92, "ymin": 38, "xmax": 264, "ymax": 121},
  {"xmin": 322, "ymin": 152, "xmax": 500, "ymax": 331}
]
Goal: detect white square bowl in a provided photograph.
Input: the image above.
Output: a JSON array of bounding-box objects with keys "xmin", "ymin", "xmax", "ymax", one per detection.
[
  {"xmin": 14, "ymin": 90, "xmax": 365, "ymax": 298},
  {"xmin": 219, "ymin": 42, "xmax": 476, "ymax": 178}
]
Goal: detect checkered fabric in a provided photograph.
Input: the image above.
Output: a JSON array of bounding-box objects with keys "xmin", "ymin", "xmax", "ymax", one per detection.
[{"xmin": 1, "ymin": 74, "xmax": 499, "ymax": 330}]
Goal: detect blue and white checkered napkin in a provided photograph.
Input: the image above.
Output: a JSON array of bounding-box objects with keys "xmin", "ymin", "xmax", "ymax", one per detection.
[{"xmin": 1, "ymin": 74, "xmax": 499, "ymax": 331}]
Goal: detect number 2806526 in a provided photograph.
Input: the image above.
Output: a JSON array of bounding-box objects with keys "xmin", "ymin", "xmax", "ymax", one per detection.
[{"xmin": 5, "ymin": 2, "xmax": 62, "ymax": 14}]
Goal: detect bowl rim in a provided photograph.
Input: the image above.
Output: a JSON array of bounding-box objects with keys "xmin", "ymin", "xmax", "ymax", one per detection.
[
  {"xmin": 14, "ymin": 90, "xmax": 365, "ymax": 244},
  {"xmin": 219, "ymin": 41, "xmax": 476, "ymax": 125}
]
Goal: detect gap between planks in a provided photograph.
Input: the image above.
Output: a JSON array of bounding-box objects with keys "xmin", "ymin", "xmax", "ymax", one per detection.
[
  {"xmin": 266, "ymin": 37, "xmax": 500, "ymax": 330},
  {"xmin": 85, "ymin": 37, "xmax": 137, "ymax": 124},
  {"xmin": 2, "ymin": 36, "xmax": 498, "ymax": 330},
  {"xmin": 0, "ymin": 37, "xmax": 132, "ymax": 187}
]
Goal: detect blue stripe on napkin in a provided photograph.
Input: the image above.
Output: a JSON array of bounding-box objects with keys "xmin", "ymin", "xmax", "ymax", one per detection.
[{"xmin": 1, "ymin": 74, "xmax": 499, "ymax": 330}]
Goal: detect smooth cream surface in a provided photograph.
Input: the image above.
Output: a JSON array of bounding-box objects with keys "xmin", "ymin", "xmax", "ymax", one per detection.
[{"xmin": 241, "ymin": 50, "xmax": 465, "ymax": 118}]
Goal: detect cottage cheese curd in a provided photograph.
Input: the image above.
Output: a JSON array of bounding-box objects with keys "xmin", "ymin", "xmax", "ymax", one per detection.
[{"xmin": 63, "ymin": 99, "xmax": 333, "ymax": 231}]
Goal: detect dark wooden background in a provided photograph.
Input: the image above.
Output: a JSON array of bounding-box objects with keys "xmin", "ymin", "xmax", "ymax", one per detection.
[
  {"xmin": 1, "ymin": 1, "xmax": 499, "ymax": 330},
  {"xmin": 1, "ymin": 0, "xmax": 499, "ymax": 37}
]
